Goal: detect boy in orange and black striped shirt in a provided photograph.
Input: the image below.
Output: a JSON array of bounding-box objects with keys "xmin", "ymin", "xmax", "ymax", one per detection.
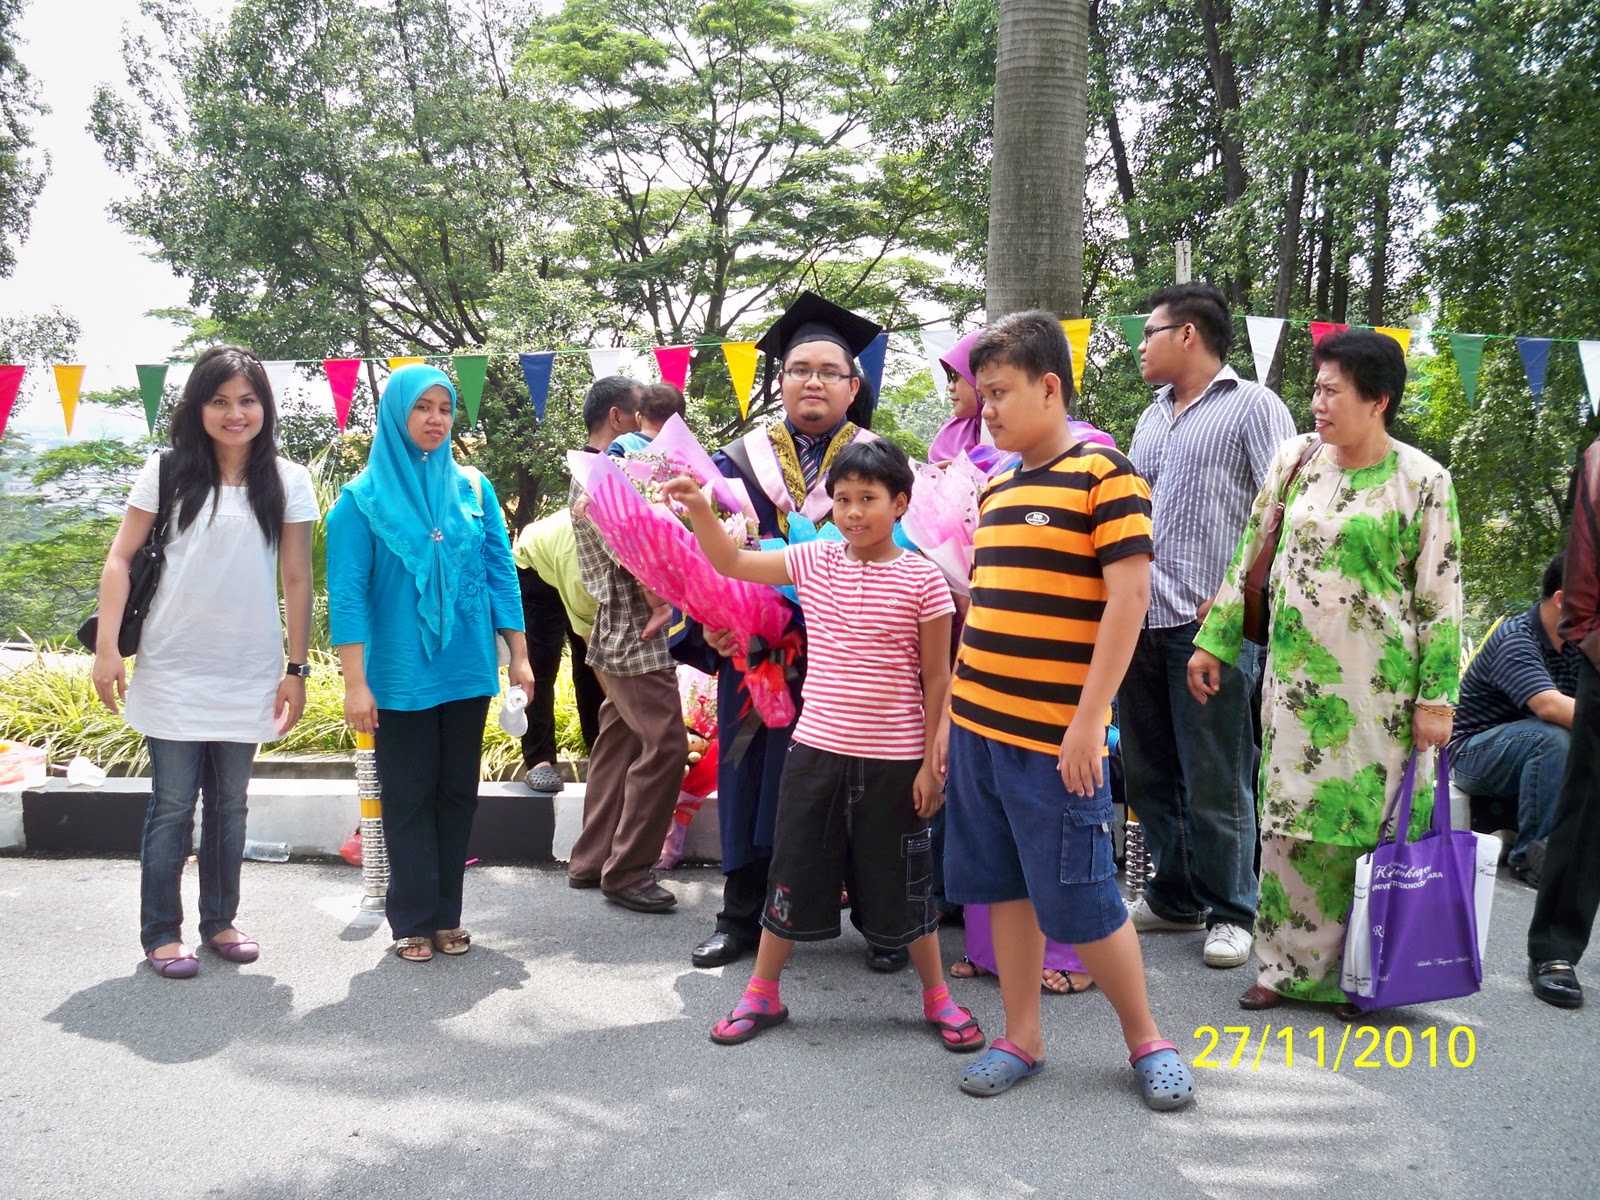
[{"xmin": 933, "ymin": 311, "xmax": 1194, "ymax": 1110}]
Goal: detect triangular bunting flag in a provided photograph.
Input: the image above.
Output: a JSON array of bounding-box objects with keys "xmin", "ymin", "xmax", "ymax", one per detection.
[
  {"xmin": 1117, "ymin": 316, "xmax": 1147, "ymax": 354},
  {"xmin": 1310, "ymin": 322, "xmax": 1347, "ymax": 347},
  {"xmin": 652, "ymin": 345, "xmax": 692, "ymax": 391},
  {"xmin": 1375, "ymin": 326, "xmax": 1412, "ymax": 357},
  {"xmin": 722, "ymin": 341, "xmax": 758, "ymax": 421},
  {"xmin": 454, "ymin": 354, "xmax": 490, "ymax": 426},
  {"xmin": 1449, "ymin": 333, "xmax": 1487, "ymax": 407},
  {"xmin": 1245, "ymin": 316, "xmax": 1287, "ymax": 385},
  {"xmin": 53, "ymin": 364, "xmax": 84, "ymax": 436},
  {"xmin": 387, "ymin": 356, "xmax": 425, "ymax": 372},
  {"xmin": 921, "ymin": 329, "xmax": 959, "ymax": 400},
  {"xmin": 135, "ymin": 364, "xmax": 167, "ymax": 433},
  {"xmin": 261, "ymin": 360, "xmax": 298, "ymax": 407},
  {"xmin": 858, "ymin": 332, "xmax": 889, "ymax": 398},
  {"xmin": 519, "ymin": 352, "xmax": 556, "ymax": 422},
  {"xmin": 1060, "ymin": 319, "xmax": 1091, "ymax": 395},
  {"xmin": 1517, "ymin": 337, "xmax": 1553, "ymax": 404},
  {"xmin": 588, "ymin": 348, "xmax": 625, "ymax": 380},
  {"xmin": 1578, "ymin": 341, "xmax": 1600, "ymax": 417},
  {"xmin": 323, "ymin": 359, "xmax": 362, "ymax": 433},
  {"xmin": 0, "ymin": 364, "xmax": 23, "ymax": 440}
]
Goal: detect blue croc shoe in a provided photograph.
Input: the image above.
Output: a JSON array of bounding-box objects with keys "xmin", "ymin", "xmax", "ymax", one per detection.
[
  {"xmin": 1130, "ymin": 1039, "xmax": 1195, "ymax": 1110},
  {"xmin": 959, "ymin": 1037, "xmax": 1044, "ymax": 1097}
]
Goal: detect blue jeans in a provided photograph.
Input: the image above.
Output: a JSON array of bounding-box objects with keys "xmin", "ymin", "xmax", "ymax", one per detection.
[
  {"xmin": 1451, "ymin": 718, "xmax": 1570, "ymax": 865},
  {"xmin": 1118, "ymin": 621, "xmax": 1263, "ymax": 929},
  {"xmin": 140, "ymin": 738, "xmax": 258, "ymax": 952}
]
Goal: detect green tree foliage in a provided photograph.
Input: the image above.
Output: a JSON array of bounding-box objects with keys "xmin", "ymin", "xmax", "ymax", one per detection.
[{"xmin": 0, "ymin": 0, "xmax": 44, "ymax": 277}]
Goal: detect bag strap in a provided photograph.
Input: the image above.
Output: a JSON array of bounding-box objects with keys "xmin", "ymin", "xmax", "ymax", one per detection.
[
  {"xmin": 466, "ymin": 466, "xmax": 483, "ymax": 506},
  {"xmin": 1382, "ymin": 747, "xmax": 1454, "ymax": 846},
  {"xmin": 1243, "ymin": 437, "xmax": 1322, "ymax": 597},
  {"xmin": 152, "ymin": 451, "xmax": 175, "ymax": 546}
]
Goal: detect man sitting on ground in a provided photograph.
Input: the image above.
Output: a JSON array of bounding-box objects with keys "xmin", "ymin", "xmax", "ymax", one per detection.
[{"xmin": 1450, "ymin": 553, "xmax": 1582, "ymax": 885}]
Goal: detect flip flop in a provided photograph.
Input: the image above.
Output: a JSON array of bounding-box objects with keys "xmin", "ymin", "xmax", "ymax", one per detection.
[
  {"xmin": 203, "ymin": 933, "xmax": 260, "ymax": 963},
  {"xmin": 1044, "ymin": 968, "xmax": 1096, "ymax": 996},
  {"xmin": 949, "ymin": 956, "xmax": 989, "ymax": 980},
  {"xmin": 1129, "ymin": 1040, "xmax": 1195, "ymax": 1111},
  {"xmin": 927, "ymin": 1005, "xmax": 987, "ymax": 1053},
  {"xmin": 709, "ymin": 1005, "xmax": 789, "ymax": 1045},
  {"xmin": 146, "ymin": 950, "xmax": 199, "ymax": 979},
  {"xmin": 959, "ymin": 1037, "xmax": 1044, "ymax": 1096}
]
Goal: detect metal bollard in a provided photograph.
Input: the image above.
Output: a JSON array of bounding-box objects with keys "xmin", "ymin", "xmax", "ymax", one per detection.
[
  {"xmin": 355, "ymin": 732, "xmax": 388, "ymax": 911},
  {"xmin": 1123, "ymin": 807, "xmax": 1151, "ymax": 900}
]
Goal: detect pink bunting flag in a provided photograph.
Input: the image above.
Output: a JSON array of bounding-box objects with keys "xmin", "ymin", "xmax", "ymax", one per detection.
[
  {"xmin": 323, "ymin": 359, "xmax": 362, "ymax": 432},
  {"xmin": 1310, "ymin": 322, "xmax": 1348, "ymax": 347},
  {"xmin": 0, "ymin": 364, "xmax": 23, "ymax": 439},
  {"xmin": 652, "ymin": 345, "xmax": 693, "ymax": 390}
]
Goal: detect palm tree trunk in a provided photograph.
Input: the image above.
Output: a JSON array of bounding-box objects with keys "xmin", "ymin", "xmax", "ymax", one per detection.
[{"xmin": 986, "ymin": 0, "xmax": 1090, "ymax": 320}]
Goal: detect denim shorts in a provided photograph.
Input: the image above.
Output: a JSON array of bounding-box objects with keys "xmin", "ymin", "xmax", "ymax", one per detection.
[{"xmin": 944, "ymin": 722, "xmax": 1127, "ymax": 945}]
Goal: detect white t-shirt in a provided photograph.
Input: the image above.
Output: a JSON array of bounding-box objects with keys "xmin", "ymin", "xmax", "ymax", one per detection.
[{"xmin": 123, "ymin": 453, "xmax": 319, "ymax": 743}]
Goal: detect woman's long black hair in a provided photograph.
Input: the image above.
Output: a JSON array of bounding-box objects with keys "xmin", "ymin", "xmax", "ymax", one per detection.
[{"xmin": 168, "ymin": 345, "xmax": 286, "ymax": 545}]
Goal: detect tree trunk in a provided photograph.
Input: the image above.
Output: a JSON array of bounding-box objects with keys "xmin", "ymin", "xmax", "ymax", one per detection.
[
  {"xmin": 986, "ymin": 0, "xmax": 1090, "ymax": 320},
  {"xmin": 1366, "ymin": 141, "xmax": 1394, "ymax": 326},
  {"xmin": 1198, "ymin": 0, "xmax": 1250, "ymax": 305},
  {"xmin": 1089, "ymin": 0, "xmax": 1144, "ymax": 276}
]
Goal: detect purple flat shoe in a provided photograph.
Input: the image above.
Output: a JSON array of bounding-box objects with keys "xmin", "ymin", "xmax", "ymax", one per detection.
[
  {"xmin": 147, "ymin": 950, "xmax": 200, "ymax": 979},
  {"xmin": 203, "ymin": 934, "xmax": 260, "ymax": 964}
]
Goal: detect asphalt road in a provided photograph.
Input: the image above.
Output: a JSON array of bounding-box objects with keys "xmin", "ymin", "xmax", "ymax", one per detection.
[{"xmin": 1, "ymin": 856, "xmax": 1593, "ymax": 1200}]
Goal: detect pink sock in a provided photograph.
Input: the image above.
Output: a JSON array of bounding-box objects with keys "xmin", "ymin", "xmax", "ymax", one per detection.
[
  {"xmin": 923, "ymin": 982, "xmax": 965, "ymax": 1023},
  {"xmin": 735, "ymin": 974, "xmax": 781, "ymax": 1016}
]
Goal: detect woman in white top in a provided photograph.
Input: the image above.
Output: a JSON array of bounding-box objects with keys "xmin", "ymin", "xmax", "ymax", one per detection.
[{"xmin": 92, "ymin": 346, "xmax": 317, "ymax": 978}]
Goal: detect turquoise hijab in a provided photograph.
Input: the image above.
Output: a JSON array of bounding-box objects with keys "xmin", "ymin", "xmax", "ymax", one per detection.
[{"xmin": 343, "ymin": 364, "xmax": 477, "ymax": 658}]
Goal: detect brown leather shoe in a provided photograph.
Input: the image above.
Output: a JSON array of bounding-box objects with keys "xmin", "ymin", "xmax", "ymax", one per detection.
[
  {"xmin": 1238, "ymin": 983, "xmax": 1284, "ymax": 1010},
  {"xmin": 603, "ymin": 880, "xmax": 678, "ymax": 913}
]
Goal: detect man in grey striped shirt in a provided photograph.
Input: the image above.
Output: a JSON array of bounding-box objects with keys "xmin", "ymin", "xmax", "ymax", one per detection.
[{"xmin": 1121, "ymin": 284, "xmax": 1296, "ymax": 969}]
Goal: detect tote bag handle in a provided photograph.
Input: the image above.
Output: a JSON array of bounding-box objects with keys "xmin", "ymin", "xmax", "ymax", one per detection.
[{"xmin": 1380, "ymin": 747, "xmax": 1453, "ymax": 848}]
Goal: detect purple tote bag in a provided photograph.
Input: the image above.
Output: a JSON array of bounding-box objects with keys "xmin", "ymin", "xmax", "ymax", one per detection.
[{"xmin": 1340, "ymin": 749, "xmax": 1483, "ymax": 1012}]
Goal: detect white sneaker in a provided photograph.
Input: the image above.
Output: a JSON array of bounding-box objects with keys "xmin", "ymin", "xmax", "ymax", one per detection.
[
  {"xmin": 1127, "ymin": 897, "xmax": 1207, "ymax": 933},
  {"xmin": 1203, "ymin": 922, "xmax": 1253, "ymax": 968}
]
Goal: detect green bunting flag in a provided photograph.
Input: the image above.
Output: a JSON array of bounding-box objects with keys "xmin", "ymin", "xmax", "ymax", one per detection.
[
  {"xmin": 1117, "ymin": 315, "xmax": 1147, "ymax": 354},
  {"xmin": 453, "ymin": 354, "xmax": 489, "ymax": 426},
  {"xmin": 135, "ymin": 364, "xmax": 168, "ymax": 433},
  {"xmin": 1449, "ymin": 333, "xmax": 1488, "ymax": 406}
]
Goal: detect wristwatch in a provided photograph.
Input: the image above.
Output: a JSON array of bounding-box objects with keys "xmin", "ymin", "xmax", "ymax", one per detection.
[{"xmin": 285, "ymin": 662, "xmax": 312, "ymax": 679}]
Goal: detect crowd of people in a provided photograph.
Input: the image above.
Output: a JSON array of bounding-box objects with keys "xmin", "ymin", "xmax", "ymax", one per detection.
[{"xmin": 89, "ymin": 284, "xmax": 1600, "ymax": 1109}]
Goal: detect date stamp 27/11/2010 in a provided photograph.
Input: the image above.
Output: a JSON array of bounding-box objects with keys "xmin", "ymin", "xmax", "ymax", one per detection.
[{"xmin": 1192, "ymin": 1024, "xmax": 1477, "ymax": 1071}]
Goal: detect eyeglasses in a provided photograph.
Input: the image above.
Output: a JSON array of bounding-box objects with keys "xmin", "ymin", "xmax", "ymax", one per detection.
[
  {"xmin": 1140, "ymin": 322, "xmax": 1188, "ymax": 343},
  {"xmin": 782, "ymin": 366, "xmax": 851, "ymax": 385}
]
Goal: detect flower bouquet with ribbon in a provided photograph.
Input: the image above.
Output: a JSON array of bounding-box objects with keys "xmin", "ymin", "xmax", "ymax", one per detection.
[
  {"xmin": 899, "ymin": 450, "xmax": 989, "ymax": 596},
  {"xmin": 567, "ymin": 448, "xmax": 797, "ymax": 729}
]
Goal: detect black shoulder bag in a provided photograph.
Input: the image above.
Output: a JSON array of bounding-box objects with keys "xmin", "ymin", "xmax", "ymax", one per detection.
[{"xmin": 77, "ymin": 452, "xmax": 175, "ymax": 657}]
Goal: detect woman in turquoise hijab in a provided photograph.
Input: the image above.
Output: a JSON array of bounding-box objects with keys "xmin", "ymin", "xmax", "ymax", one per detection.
[{"xmin": 327, "ymin": 364, "xmax": 532, "ymax": 962}]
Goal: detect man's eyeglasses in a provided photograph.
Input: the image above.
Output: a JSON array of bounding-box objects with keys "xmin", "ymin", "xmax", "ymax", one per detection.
[
  {"xmin": 1141, "ymin": 322, "xmax": 1188, "ymax": 343},
  {"xmin": 782, "ymin": 366, "xmax": 852, "ymax": 384}
]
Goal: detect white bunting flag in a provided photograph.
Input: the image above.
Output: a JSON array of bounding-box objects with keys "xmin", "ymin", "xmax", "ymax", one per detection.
[
  {"xmin": 1245, "ymin": 316, "xmax": 1287, "ymax": 385},
  {"xmin": 262, "ymin": 360, "xmax": 299, "ymax": 406},
  {"xmin": 1579, "ymin": 341, "xmax": 1600, "ymax": 417},
  {"xmin": 587, "ymin": 348, "xmax": 626, "ymax": 380},
  {"xmin": 921, "ymin": 328, "xmax": 959, "ymax": 400}
]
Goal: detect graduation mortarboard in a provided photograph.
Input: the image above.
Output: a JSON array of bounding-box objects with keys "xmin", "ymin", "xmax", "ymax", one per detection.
[{"xmin": 755, "ymin": 291, "xmax": 885, "ymax": 428}]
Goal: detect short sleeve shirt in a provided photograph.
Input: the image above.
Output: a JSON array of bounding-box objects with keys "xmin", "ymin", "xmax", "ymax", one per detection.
[
  {"xmin": 1451, "ymin": 604, "xmax": 1583, "ymax": 745},
  {"xmin": 786, "ymin": 540, "xmax": 954, "ymax": 759},
  {"xmin": 124, "ymin": 454, "xmax": 319, "ymax": 742},
  {"xmin": 951, "ymin": 444, "xmax": 1154, "ymax": 756}
]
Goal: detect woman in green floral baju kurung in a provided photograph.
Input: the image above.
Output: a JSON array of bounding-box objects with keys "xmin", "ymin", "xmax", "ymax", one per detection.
[{"xmin": 1188, "ymin": 331, "xmax": 1462, "ymax": 1014}]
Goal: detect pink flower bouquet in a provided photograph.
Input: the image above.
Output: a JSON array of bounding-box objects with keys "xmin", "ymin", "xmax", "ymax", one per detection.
[{"xmin": 900, "ymin": 451, "xmax": 988, "ymax": 596}]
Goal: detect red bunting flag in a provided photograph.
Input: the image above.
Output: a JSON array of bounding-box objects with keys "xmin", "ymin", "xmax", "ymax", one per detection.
[
  {"xmin": 652, "ymin": 345, "xmax": 692, "ymax": 390},
  {"xmin": 1310, "ymin": 322, "xmax": 1348, "ymax": 347},
  {"xmin": 0, "ymin": 364, "xmax": 23, "ymax": 439},
  {"xmin": 323, "ymin": 359, "xmax": 362, "ymax": 432}
]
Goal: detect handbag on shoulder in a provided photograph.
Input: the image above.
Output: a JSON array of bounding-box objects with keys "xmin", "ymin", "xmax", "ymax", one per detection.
[
  {"xmin": 77, "ymin": 452, "xmax": 175, "ymax": 658},
  {"xmin": 1240, "ymin": 438, "xmax": 1321, "ymax": 645}
]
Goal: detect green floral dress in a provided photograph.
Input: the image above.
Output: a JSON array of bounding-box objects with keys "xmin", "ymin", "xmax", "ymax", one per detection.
[{"xmin": 1195, "ymin": 434, "xmax": 1462, "ymax": 1001}]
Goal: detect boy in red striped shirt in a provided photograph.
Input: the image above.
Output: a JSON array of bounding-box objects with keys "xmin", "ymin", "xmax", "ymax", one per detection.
[{"xmin": 665, "ymin": 439, "xmax": 984, "ymax": 1053}]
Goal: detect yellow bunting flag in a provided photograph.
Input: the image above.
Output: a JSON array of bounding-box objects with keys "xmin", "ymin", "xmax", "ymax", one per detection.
[
  {"xmin": 1375, "ymin": 327, "xmax": 1412, "ymax": 357},
  {"xmin": 722, "ymin": 341, "xmax": 759, "ymax": 421},
  {"xmin": 1060, "ymin": 319, "xmax": 1092, "ymax": 395},
  {"xmin": 387, "ymin": 357, "xmax": 425, "ymax": 372},
  {"xmin": 53, "ymin": 364, "xmax": 85, "ymax": 435}
]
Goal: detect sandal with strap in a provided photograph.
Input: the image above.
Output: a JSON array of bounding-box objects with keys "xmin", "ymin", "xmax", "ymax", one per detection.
[
  {"xmin": 432, "ymin": 928, "xmax": 471, "ymax": 956},
  {"xmin": 709, "ymin": 1003, "xmax": 789, "ymax": 1046},
  {"xmin": 927, "ymin": 1004, "xmax": 986, "ymax": 1053},
  {"xmin": 960, "ymin": 1037, "xmax": 1043, "ymax": 1096},
  {"xmin": 1129, "ymin": 1040, "xmax": 1195, "ymax": 1111},
  {"xmin": 395, "ymin": 937, "xmax": 433, "ymax": 962}
]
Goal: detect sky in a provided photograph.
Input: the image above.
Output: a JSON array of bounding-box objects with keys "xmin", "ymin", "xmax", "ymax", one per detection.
[{"xmin": 0, "ymin": 0, "xmax": 231, "ymax": 441}]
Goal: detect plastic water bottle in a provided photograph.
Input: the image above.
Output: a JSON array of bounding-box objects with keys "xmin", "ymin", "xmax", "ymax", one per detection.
[{"xmin": 242, "ymin": 840, "xmax": 291, "ymax": 862}]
